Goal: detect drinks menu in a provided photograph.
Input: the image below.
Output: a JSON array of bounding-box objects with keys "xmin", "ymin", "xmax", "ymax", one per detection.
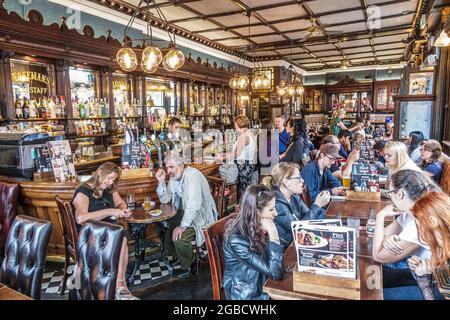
[{"xmin": 291, "ymin": 220, "xmax": 357, "ymax": 279}]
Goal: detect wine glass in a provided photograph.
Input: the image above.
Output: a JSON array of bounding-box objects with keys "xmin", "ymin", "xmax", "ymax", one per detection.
[{"xmin": 126, "ymin": 193, "xmax": 135, "ymax": 211}]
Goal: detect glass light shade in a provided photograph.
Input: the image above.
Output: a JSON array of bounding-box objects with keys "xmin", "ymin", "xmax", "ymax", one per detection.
[
  {"xmin": 296, "ymin": 85, "xmax": 304, "ymax": 95},
  {"xmin": 229, "ymin": 76, "xmax": 239, "ymax": 89},
  {"xmin": 116, "ymin": 47, "xmax": 138, "ymax": 72},
  {"xmin": 261, "ymin": 75, "xmax": 270, "ymax": 89},
  {"xmin": 237, "ymin": 75, "xmax": 249, "ymax": 90},
  {"xmin": 287, "ymin": 86, "xmax": 296, "ymax": 96},
  {"xmin": 163, "ymin": 47, "xmax": 185, "ymax": 72},
  {"xmin": 251, "ymin": 75, "xmax": 263, "ymax": 89},
  {"xmin": 277, "ymin": 86, "xmax": 286, "ymax": 96},
  {"xmin": 434, "ymin": 30, "xmax": 450, "ymax": 47},
  {"xmin": 141, "ymin": 45, "xmax": 163, "ymax": 73}
]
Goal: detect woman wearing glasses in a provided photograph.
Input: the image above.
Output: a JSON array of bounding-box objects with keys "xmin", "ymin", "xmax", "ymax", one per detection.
[
  {"xmin": 262, "ymin": 163, "xmax": 330, "ymax": 249},
  {"xmin": 372, "ymin": 169, "xmax": 440, "ymax": 299},
  {"xmin": 222, "ymin": 184, "xmax": 284, "ymax": 300}
]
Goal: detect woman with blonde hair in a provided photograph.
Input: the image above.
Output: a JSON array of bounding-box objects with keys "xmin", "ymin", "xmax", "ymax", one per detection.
[
  {"xmin": 419, "ymin": 139, "xmax": 444, "ymax": 184},
  {"xmin": 384, "ymin": 141, "xmax": 422, "ymax": 180},
  {"xmin": 72, "ymin": 162, "xmax": 138, "ymax": 300},
  {"xmin": 262, "ymin": 162, "xmax": 330, "ymax": 249}
]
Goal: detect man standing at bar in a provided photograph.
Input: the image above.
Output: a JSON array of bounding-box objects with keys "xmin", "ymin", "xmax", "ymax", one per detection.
[
  {"xmin": 274, "ymin": 115, "xmax": 290, "ymax": 157},
  {"xmin": 156, "ymin": 153, "xmax": 217, "ymax": 278}
]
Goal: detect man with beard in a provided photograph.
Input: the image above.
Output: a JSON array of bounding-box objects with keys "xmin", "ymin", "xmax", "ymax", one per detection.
[{"xmin": 156, "ymin": 154, "xmax": 217, "ymax": 278}]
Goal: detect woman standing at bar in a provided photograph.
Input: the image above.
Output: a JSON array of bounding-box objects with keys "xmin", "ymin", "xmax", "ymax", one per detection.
[
  {"xmin": 280, "ymin": 117, "xmax": 304, "ymax": 166},
  {"xmin": 419, "ymin": 139, "xmax": 444, "ymax": 184},
  {"xmin": 262, "ymin": 162, "xmax": 329, "ymax": 249},
  {"xmin": 222, "ymin": 184, "xmax": 284, "ymax": 300},
  {"xmin": 233, "ymin": 115, "xmax": 258, "ymax": 198},
  {"xmin": 72, "ymin": 162, "xmax": 138, "ymax": 300}
]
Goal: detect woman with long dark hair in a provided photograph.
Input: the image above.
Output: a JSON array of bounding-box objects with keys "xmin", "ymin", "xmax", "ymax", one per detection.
[
  {"xmin": 222, "ymin": 184, "xmax": 284, "ymax": 300},
  {"xmin": 280, "ymin": 117, "xmax": 304, "ymax": 165},
  {"xmin": 408, "ymin": 131, "xmax": 425, "ymax": 163}
]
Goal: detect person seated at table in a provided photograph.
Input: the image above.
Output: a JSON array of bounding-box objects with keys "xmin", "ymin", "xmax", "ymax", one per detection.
[
  {"xmin": 222, "ymin": 184, "xmax": 284, "ymax": 300},
  {"xmin": 337, "ymin": 129, "xmax": 352, "ymax": 159},
  {"xmin": 72, "ymin": 162, "xmax": 138, "ymax": 300},
  {"xmin": 280, "ymin": 117, "xmax": 304, "ymax": 165},
  {"xmin": 419, "ymin": 139, "xmax": 443, "ymax": 184},
  {"xmin": 301, "ymin": 144, "xmax": 345, "ymax": 201},
  {"xmin": 407, "ymin": 191, "xmax": 450, "ymax": 300},
  {"xmin": 407, "ymin": 131, "xmax": 425, "ymax": 164},
  {"xmin": 322, "ymin": 134, "xmax": 358, "ymax": 180},
  {"xmin": 384, "ymin": 141, "xmax": 422, "ymax": 189},
  {"xmin": 372, "ymin": 169, "xmax": 440, "ymax": 299},
  {"xmin": 156, "ymin": 153, "xmax": 217, "ymax": 278},
  {"xmin": 373, "ymin": 140, "xmax": 387, "ymax": 164},
  {"xmin": 262, "ymin": 163, "xmax": 330, "ymax": 249}
]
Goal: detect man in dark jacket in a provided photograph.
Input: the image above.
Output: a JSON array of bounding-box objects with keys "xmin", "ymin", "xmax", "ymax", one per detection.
[{"xmin": 301, "ymin": 144, "xmax": 345, "ymax": 201}]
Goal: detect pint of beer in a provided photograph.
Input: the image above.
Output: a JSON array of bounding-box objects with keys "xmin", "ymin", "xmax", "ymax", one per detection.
[{"xmin": 343, "ymin": 176, "xmax": 351, "ymax": 189}]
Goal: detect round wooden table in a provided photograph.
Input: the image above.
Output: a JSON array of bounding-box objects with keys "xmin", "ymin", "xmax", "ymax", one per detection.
[{"xmin": 121, "ymin": 203, "xmax": 177, "ymax": 285}]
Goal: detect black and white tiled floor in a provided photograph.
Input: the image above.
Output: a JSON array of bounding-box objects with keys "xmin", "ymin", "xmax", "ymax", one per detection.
[{"xmin": 40, "ymin": 246, "xmax": 207, "ymax": 298}]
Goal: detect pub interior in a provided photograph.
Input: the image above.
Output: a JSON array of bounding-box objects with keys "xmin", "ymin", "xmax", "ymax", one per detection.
[{"xmin": 0, "ymin": 0, "xmax": 449, "ymax": 301}]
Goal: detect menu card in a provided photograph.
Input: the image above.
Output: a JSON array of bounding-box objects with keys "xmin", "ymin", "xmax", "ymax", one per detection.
[
  {"xmin": 351, "ymin": 163, "xmax": 380, "ymax": 192},
  {"xmin": 46, "ymin": 140, "xmax": 77, "ymax": 183},
  {"xmin": 358, "ymin": 140, "xmax": 375, "ymax": 160},
  {"xmin": 291, "ymin": 221, "xmax": 357, "ymax": 279}
]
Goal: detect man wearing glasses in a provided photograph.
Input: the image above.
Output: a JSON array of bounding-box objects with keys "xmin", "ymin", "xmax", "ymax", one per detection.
[{"xmin": 301, "ymin": 144, "xmax": 345, "ymax": 201}]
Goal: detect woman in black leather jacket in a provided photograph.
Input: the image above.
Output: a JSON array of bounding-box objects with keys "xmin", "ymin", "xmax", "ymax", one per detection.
[
  {"xmin": 262, "ymin": 163, "xmax": 331, "ymax": 249},
  {"xmin": 222, "ymin": 184, "xmax": 284, "ymax": 300},
  {"xmin": 280, "ymin": 117, "xmax": 304, "ymax": 165}
]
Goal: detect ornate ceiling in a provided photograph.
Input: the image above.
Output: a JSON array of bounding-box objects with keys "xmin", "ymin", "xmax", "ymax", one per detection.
[{"xmin": 89, "ymin": 0, "xmax": 433, "ymax": 71}]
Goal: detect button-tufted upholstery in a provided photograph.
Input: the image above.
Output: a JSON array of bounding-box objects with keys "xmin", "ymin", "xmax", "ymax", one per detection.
[
  {"xmin": 0, "ymin": 215, "xmax": 52, "ymax": 300},
  {"xmin": 0, "ymin": 182, "xmax": 19, "ymax": 249},
  {"xmin": 55, "ymin": 196, "xmax": 78, "ymax": 295},
  {"xmin": 75, "ymin": 220, "xmax": 124, "ymax": 300}
]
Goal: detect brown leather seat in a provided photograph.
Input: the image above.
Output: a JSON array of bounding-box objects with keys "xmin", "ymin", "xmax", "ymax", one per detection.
[
  {"xmin": 74, "ymin": 220, "xmax": 125, "ymax": 300},
  {"xmin": 301, "ymin": 184, "xmax": 313, "ymax": 207},
  {"xmin": 0, "ymin": 182, "xmax": 19, "ymax": 250},
  {"xmin": 440, "ymin": 159, "xmax": 450, "ymax": 195},
  {"xmin": 203, "ymin": 213, "xmax": 237, "ymax": 300},
  {"xmin": 55, "ymin": 196, "xmax": 78, "ymax": 296},
  {"xmin": 0, "ymin": 215, "xmax": 52, "ymax": 300}
]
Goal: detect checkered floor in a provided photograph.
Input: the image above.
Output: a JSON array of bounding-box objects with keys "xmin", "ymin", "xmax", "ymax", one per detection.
[{"xmin": 40, "ymin": 246, "xmax": 207, "ymax": 297}]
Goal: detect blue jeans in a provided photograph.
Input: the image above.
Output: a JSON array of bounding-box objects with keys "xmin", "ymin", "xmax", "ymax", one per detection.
[{"xmin": 383, "ymin": 286, "xmax": 424, "ymax": 300}]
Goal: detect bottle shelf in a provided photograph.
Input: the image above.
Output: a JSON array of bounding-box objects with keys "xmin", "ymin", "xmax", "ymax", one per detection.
[
  {"xmin": 11, "ymin": 117, "xmax": 67, "ymax": 121},
  {"xmin": 75, "ymin": 133, "xmax": 110, "ymax": 138}
]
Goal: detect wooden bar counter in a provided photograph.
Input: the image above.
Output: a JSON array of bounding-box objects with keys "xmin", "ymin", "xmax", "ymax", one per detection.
[{"xmin": 0, "ymin": 163, "xmax": 220, "ymax": 258}]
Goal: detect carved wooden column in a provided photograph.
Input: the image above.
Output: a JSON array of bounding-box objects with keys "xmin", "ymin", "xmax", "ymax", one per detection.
[
  {"xmin": 0, "ymin": 50, "xmax": 14, "ymax": 119},
  {"xmin": 99, "ymin": 67, "xmax": 114, "ymax": 135},
  {"xmin": 54, "ymin": 59, "xmax": 75, "ymax": 135}
]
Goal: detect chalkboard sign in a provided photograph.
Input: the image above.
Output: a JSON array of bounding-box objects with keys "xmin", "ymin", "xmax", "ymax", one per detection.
[{"xmin": 121, "ymin": 144, "xmax": 147, "ymax": 168}]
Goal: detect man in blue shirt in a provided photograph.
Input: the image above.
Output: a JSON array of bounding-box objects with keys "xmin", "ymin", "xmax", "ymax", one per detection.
[
  {"xmin": 301, "ymin": 144, "xmax": 345, "ymax": 201},
  {"xmin": 274, "ymin": 115, "xmax": 290, "ymax": 155},
  {"xmin": 337, "ymin": 129, "xmax": 352, "ymax": 159}
]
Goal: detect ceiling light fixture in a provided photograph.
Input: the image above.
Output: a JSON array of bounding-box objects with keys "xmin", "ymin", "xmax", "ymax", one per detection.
[
  {"xmin": 116, "ymin": 0, "xmax": 185, "ymax": 73},
  {"xmin": 434, "ymin": 30, "xmax": 450, "ymax": 47}
]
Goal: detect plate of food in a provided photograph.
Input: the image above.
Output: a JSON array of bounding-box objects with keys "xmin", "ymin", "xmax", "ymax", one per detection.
[
  {"xmin": 149, "ymin": 209, "xmax": 162, "ymax": 217},
  {"xmin": 317, "ymin": 254, "xmax": 354, "ymax": 270},
  {"xmin": 296, "ymin": 229, "xmax": 328, "ymax": 248}
]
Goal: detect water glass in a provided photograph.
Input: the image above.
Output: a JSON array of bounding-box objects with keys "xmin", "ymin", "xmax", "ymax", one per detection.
[{"xmin": 126, "ymin": 193, "xmax": 135, "ymax": 211}]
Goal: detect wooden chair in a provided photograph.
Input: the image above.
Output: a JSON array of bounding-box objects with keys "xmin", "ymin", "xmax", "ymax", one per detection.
[
  {"xmin": 206, "ymin": 176, "xmax": 226, "ymax": 220},
  {"xmin": 203, "ymin": 213, "xmax": 237, "ymax": 300},
  {"xmin": 440, "ymin": 159, "xmax": 450, "ymax": 195},
  {"xmin": 55, "ymin": 196, "xmax": 79, "ymax": 296},
  {"xmin": 192, "ymin": 176, "xmax": 226, "ymax": 275},
  {"xmin": 300, "ymin": 184, "xmax": 313, "ymax": 207}
]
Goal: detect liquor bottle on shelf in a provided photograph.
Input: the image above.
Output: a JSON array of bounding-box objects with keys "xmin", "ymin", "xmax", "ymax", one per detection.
[
  {"xmin": 15, "ymin": 96, "xmax": 23, "ymax": 119},
  {"xmin": 22, "ymin": 97, "xmax": 30, "ymax": 119},
  {"xmin": 41, "ymin": 97, "xmax": 48, "ymax": 118},
  {"xmin": 79, "ymin": 101, "xmax": 86, "ymax": 119},
  {"xmin": 72, "ymin": 98, "xmax": 79, "ymax": 118},
  {"xmin": 29, "ymin": 98, "xmax": 37, "ymax": 118},
  {"xmin": 100, "ymin": 98, "xmax": 107, "ymax": 118},
  {"xmin": 59, "ymin": 96, "xmax": 66, "ymax": 118},
  {"xmin": 48, "ymin": 96, "xmax": 57, "ymax": 118}
]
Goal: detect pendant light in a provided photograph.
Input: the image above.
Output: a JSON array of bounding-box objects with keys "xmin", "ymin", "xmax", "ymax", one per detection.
[
  {"xmin": 434, "ymin": 30, "xmax": 450, "ymax": 47},
  {"xmin": 117, "ymin": 47, "xmax": 138, "ymax": 72},
  {"xmin": 141, "ymin": 7, "xmax": 163, "ymax": 74},
  {"xmin": 162, "ymin": 43, "xmax": 185, "ymax": 72}
]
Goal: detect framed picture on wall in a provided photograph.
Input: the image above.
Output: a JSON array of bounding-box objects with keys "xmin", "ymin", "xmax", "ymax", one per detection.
[
  {"xmin": 408, "ymin": 71, "xmax": 434, "ymax": 95},
  {"xmin": 270, "ymin": 93, "xmax": 279, "ymax": 104}
]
